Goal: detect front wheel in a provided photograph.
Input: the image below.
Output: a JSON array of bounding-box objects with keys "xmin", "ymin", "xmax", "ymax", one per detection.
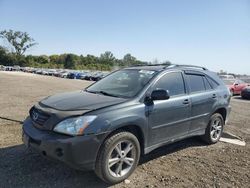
[
  {"xmin": 201, "ymin": 113, "xmax": 224, "ymax": 144},
  {"xmin": 95, "ymin": 131, "xmax": 140, "ymax": 184}
]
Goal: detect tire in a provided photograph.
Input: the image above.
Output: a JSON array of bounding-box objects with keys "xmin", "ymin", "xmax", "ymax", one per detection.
[
  {"xmin": 95, "ymin": 131, "xmax": 140, "ymax": 184},
  {"xmin": 201, "ymin": 113, "xmax": 224, "ymax": 144}
]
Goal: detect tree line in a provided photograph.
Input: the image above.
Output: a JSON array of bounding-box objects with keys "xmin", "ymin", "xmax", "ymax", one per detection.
[{"xmin": 0, "ymin": 30, "xmax": 150, "ymax": 71}]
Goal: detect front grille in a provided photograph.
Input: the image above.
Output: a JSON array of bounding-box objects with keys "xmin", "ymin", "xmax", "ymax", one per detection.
[{"xmin": 30, "ymin": 107, "xmax": 50, "ymax": 126}]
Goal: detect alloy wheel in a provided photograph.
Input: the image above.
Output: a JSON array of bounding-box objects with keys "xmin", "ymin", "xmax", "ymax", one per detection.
[
  {"xmin": 108, "ymin": 140, "xmax": 135, "ymax": 178},
  {"xmin": 210, "ymin": 117, "xmax": 222, "ymax": 141}
]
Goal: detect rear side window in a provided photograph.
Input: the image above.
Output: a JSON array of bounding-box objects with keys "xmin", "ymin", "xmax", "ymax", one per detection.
[
  {"xmin": 186, "ymin": 74, "xmax": 205, "ymax": 93},
  {"xmin": 154, "ymin": 72, "xmax": 185, "ymax": 96},
  {"xmin": 203, "ymin": 77, "xmax": 212, "ymax": 90},
  {"xmin": 207, "ymin": 76, "xmax": 219, "ymax": 88}
]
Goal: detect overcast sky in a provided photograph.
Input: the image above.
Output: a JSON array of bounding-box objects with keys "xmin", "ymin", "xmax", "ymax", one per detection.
[{"xmin": 0, "ymin": 0, "xmax": 249, "ymax": 74}]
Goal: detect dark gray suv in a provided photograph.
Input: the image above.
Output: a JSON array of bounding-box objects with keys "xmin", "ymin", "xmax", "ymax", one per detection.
[{"xmin": 22, "ymin": 64, "xmax": 231, "ymax": 184}]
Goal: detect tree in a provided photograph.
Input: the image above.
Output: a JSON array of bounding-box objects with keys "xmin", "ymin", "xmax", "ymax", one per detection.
[
  {"xmin": 85, "ymin": 54, "xmax": 98, "ymax": 65},
  {"xmin": 49, "ymin": 55, "xmax": 59, "ymax": 64},
  {"xmin": 162, "ymin": 60, "xmax": 171, "ymax": 65},
  {"xmin": 64, "ymin": 54, "xmax": 76, "ymax": 69},
  {"xmin": 123, "ymin": 53, "xmax": 136, "ymax": 66},
  {"xmin": 0, "ymin": 29, "xmax": 37, "ymax": 56},
  {"xmin": 37, "ymin": 55, "xmax": 49, "ymax": 64},
  {"xmin": 100, "ymin": 51, "xmax": 115, "ymax": 64},
  {"xmin": 0, "ymin": 46, "xmax": 11, "ymax": 65}
]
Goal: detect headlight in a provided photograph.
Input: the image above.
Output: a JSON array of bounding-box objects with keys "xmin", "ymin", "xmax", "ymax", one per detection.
[{"xmin": 53, "ymin": 116, "xmax": 97, "ymax": 136}]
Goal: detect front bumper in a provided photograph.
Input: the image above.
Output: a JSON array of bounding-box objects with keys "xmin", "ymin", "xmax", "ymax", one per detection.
[{"xmin": 22, "ymin": 117, "xmax": 107, "ymax": 171}]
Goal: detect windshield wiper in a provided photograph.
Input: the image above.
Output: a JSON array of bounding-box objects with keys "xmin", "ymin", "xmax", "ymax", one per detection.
[
  {"xmin": 85, "ymin": 89, "xmax": 96, "ymax": 94},
  {"xmin": 86, "ymin": 89, "xmax": 119, "ymax": 97},
  {"xmin": 98, "ymin": 91, "xmax": 119, "ymax": 97}
]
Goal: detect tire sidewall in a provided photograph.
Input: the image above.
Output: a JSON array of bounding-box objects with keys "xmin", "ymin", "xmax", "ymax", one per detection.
[
  {"xmin": 208, "ymin": 113, "xmax": 224, "ymax": 144},
  {"xmin": 101, "ymin": 132, "xmax": 140, "ymax": 184}
]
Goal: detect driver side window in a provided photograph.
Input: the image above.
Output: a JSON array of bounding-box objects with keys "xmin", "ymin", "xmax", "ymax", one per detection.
[{"xmin": 154, "ymin": 72, "xmax": 186, "ymax": 96}]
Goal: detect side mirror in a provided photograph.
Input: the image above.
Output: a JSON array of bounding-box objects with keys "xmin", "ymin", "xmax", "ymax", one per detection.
[{"xmin": 151, "ymin": 89, "xmax": 170, "ymax": 100}]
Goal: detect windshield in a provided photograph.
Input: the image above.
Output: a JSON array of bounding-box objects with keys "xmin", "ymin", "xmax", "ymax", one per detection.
[{"xmin": 86, "ymin": 69, "xmax": 157, "ymax": 98}]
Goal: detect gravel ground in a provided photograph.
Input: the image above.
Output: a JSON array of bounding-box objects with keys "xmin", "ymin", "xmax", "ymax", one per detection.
[{"xmin": 0, "ymin": 71, "xmax": 249, "ymax": 188}]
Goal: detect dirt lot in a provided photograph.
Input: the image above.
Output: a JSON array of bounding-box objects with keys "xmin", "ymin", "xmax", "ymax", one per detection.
[{"xmin": 0, "ymin": 71, "xmax": 249, "ymax": 188}]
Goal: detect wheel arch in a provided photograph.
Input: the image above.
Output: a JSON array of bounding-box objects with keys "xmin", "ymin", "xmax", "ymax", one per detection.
[
  {"xmin": 102, "ymin": 124, "xmax": 146, "ymax": 155},
  {"xmin": 213, "ymin": 107, "xmax": 227, "ymax": 122}
]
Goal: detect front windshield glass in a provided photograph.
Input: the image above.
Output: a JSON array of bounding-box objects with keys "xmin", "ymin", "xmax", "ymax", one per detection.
[{"xmin": 86, "ymin": 69, "xmax": 157, "ymax": 98}]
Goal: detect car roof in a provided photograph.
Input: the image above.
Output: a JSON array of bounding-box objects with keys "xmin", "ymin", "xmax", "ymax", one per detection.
[
  {"xmin": 124, "ymin": 64, "xmax": 224, "ymax": 85},
  {"xmin": 125, "ymin": 64, "xmax": 208, "ymax": 72},
  {"xmin": 125, "ymin": 65, "xmax": 166, "ymax": 71}
]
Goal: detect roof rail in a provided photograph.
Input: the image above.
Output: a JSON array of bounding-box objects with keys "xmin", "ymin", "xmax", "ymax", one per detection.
[
  {"xmin": 132, "ymin": 63, "xmax": 171, "ymax": 67},
  {"xmin": 130, "ymin": 63, "xmax": 208, "ymax": 70},
  {"xmin": 167, "ymin": 64, "xmax": 208, "ymax": 70}
]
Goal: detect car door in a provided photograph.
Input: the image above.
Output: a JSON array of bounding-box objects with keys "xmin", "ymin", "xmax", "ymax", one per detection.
[
  {"xmin": 236, "ymin": 80, "xmax": 248, "ymax": 94},
  {"xmin": 147, "ymin": 71, "xmax": 191, "ymax": 146},
  {"xmin": 185, "ymin": 72, "xmax": 218, "ymax": 133}
]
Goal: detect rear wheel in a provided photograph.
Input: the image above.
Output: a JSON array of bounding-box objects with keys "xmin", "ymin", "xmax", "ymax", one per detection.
[
  {"xmin": 201, "ymin": 113, "xmax": 224, "ymax": 144},
  {"xmin": 95, "ymin": 131, "xmax": 140, "ymax": 184}
]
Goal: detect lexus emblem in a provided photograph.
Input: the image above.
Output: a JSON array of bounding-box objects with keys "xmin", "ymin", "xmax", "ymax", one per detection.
[{"xmin": 32, "ymin": 112, "xmax": 39, "ymax": 121}]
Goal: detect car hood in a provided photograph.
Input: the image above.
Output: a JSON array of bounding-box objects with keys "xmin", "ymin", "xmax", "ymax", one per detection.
[{"xmin": 39, "ymin": 90, "xmax": 128, "ymax": 111}]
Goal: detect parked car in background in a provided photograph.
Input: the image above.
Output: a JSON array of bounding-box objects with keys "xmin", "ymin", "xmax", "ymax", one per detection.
[
  {"xmin": 48, "ymin": 69, "xmax": 57, "ymax": 76},
  {"xmin": 23, "ymin": 64, "xmax": 231, "ymax": 184},
  {"xmin": 90, "ymin": 72, "xmax": 104, "ymax": 81},
  {"xmin": 223, "ymin": 79, "xmax": 250, "ymax": 95},
  {"xmin": 84, "ymin": 72, "xmax": 93, "ymax": 80},
  {"xmin": 56, "ymin": 70, "xmax": 69, "ymax": 78},
  {"xmin": 35, "ymin": 69, "xmax": 42, "ymax": 74},
  {"xmin": 31, "ymin": 68, "xmax": 38, "ymax": 73},
  {"xmin": 4, "ymin": 66, "xmax": 13, "ymax": 71},
  {"xmin": 77, "ymin": 72, "xmax": 88, "ymax": 80},
  {"xmin": 21, "ymin": 67, "xmax": 28, "ymax": 72},
  {"xmin": 52, "ymin": 70, "xmax": 61, "ymax": 77},
  {"xmin": 13, "ymin": 65, "xmax": 21, "ymax": 71},
  {"xmin": 0, "ymin": 65, "xmax": 4, "ymax": 71},
  {"xmin": 20, "ymin": 67, "xmax": 26, "ymax": 72},
  {"xmin": 67, "ymin": 72, "xmax": 80, "ymax": 79},
  {"xmin": 93, "ymin": 72, "xmax": 109, "ymax": 81},
  {"xmin": 241, "ymin": 86, "xmax": 250, "ymax": 100},
  {"xmin": 23, "ymin": 67, "xmax": 36, "ymax": 73},
  {"xmin": 41, "ymin": 69, "xmax": 50, "ymax": 75}
]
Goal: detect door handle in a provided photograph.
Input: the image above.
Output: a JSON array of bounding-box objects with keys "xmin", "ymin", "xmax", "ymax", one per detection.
[{"xmin": 183, "ymin": 99, "xmax": 190, "ymax": 105}]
